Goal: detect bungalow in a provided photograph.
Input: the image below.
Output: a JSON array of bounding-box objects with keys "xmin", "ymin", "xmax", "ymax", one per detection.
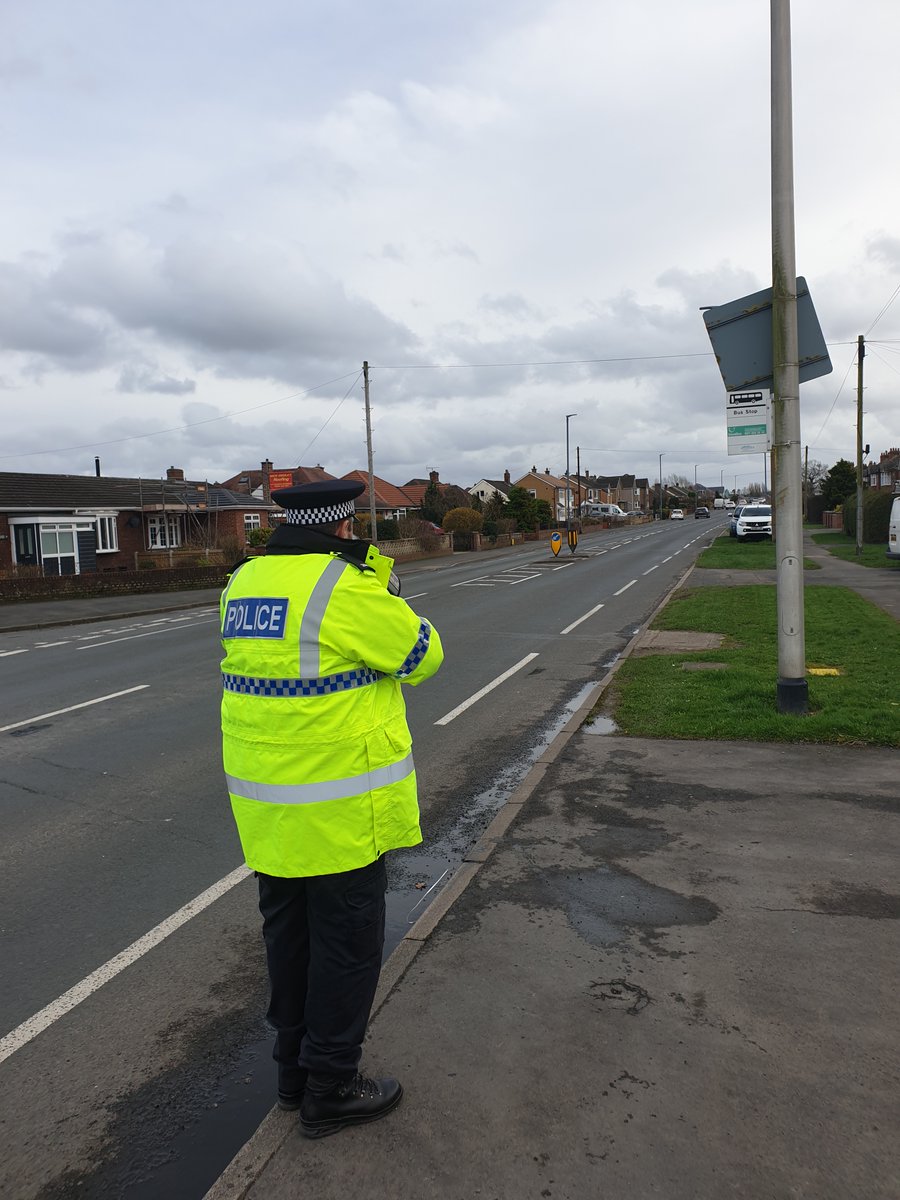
[
  {"xmin": 0, "ymin": 466, "xmax": 274, "ymax": 576},
  {"xmin": 468, "ymin": 472, "xmax": 514, "ymax": 505}
]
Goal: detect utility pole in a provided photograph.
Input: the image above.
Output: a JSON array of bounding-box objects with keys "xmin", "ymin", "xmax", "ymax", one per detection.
[
  {"xmin": 856, "ymin": 334, "xmax": 864, "ymax": 557},
  {"xmin": 363, "ymin": 361, "xmax": 378, "ymax": 543},
  {"xmin": 770, "ymin": 0, "xmax": 807, "ymax": 714},
  {"xmin": 576, "ymin": 446, "xmax": 582, "ymax": 516},
  {"xmin": 803, "ymin": 445, "xmax": 808, "ymax": 521}
]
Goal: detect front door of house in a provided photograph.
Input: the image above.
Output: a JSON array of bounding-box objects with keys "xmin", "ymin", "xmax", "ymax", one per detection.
[{"xmin": 13, "ymin": 524, "xmax": 39, "ymax": 566}]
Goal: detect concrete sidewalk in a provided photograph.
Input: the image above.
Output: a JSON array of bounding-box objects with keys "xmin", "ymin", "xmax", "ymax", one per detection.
[{"xmin": 206, "ymin": 537, "xmax": 899, "ymax": 1200}]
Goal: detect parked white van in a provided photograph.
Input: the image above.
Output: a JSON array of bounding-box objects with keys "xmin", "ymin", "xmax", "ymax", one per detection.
[
  {"xmin": 888, "ymin": 494, "xmax": 900, "ymax": 561},
  {"xmin": 582, "ymin": 502, "xmax": 626, "ymax": 519}
]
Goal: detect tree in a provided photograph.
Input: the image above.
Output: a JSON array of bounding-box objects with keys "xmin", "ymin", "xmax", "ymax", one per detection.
[
  {"xmin": 504, "ymin": 486, "xmax": 540, "ymax": 530},
  {"xmin": 482, "ymin": 491, "xmax": 507, "ymax": 525},
  {"xmin": 805, "ymin": 458, "xmax": 828, "ymax": 495},
  {"xmin": 420, "ymin": 480, "xmax": 445, "ymax": 524},
  {"xmin": 821, "ymin": 459, "xmax": 856, "ymax": 509},
  {"xmin": 534, "ymin": 499, "xmax": 554, "ymax": 527},
  {"xmin": 442, "ymin": 507, "xmax": 483, "ymax": 533}
]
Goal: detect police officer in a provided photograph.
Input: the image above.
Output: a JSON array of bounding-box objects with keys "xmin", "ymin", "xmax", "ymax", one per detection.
[{"xmin": 220, "ymin": 480, "xmax": 443, "ymax": 1138}]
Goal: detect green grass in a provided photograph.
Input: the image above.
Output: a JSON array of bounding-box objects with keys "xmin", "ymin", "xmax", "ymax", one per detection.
[
  {"xmin": 811, "ymin": 531, "xmax": 900, "ymax": 571},
  {"xmin": 696, "ymin": 535, "xmax": 819, "ymax": 571},
  {"xmin": 606, "ymin": 584, "xmax": 900, "ymax": 746}
]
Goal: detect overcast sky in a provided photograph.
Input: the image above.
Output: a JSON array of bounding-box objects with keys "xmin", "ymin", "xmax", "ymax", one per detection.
[{"xmin": 2, "ymin": 0, "xmax": 898, "ymax": 494}]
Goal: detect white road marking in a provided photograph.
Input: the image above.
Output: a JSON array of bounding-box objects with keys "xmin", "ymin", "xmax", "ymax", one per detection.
[
  {"xmin": 0, "ymin": 685, "xmax": 150, "ymax": 734},
  {"xmin": 613, "ymin": 580, "xmax": 637, "ymax": 596},
  {"xmin": 77, "ymin": 618, "xmax": 218, "ymax": 649},
  {"xmin": 560, "ymin": 603, "xmax": 605, "ymax": 635},
  {"xmin": 663, "ymin": 556, "xmax": 673, "ymax": 563},
  {"xmin": 552, "ymin": 562, "xmax": 575, "ymax": 570},
  {"xmin": 435, "ymin": 653, "xmax": 540, "ymax": 726},
  {"xmin": 0, "ymin": 649, "xmax": 29, "ymax": 658},
  {"xmin": 642, "ymin": 565, "xmax": 659, "ymax": 575},
  {"xmin": 404, "ymin": 592, "xmax": 428, "ymax": 600},
  {"xmin": 34, "ymin": 641, "xmax": 71, "ymax": 648},
  {"xmin": 0, "ymin": 864, "xmax": 251, "ymax": 1066}
]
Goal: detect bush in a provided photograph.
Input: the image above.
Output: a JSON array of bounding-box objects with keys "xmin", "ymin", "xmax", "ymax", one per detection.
[
  {"xmin": 442, "ymin": 507, "xmax": 484, "ymax": 533},
  {"xmin": 842, "ymin": 490, "xmax": 894, "ymax": 543},
  {"xmin": 246, "ymin": 526, "xmax": 273, "ymax": 547}
]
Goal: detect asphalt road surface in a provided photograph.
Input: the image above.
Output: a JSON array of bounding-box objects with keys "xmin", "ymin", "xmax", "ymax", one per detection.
[{"xmin": 0, "ymin": 516, "xmax": 726, "ymax": 1199}]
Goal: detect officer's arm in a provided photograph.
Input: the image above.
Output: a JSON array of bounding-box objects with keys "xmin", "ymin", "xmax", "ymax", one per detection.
[{"xmin": 340, "ymin": 572, "xmax": 443, "ymax": 685}]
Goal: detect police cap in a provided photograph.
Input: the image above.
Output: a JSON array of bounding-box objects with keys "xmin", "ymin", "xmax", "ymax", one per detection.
[{"xmin": 270, "ymin": 479, "xmax": 365, "ymax": 525}]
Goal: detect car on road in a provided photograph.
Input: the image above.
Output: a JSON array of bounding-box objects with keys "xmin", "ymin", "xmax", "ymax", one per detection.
[
  {"xmin": 728, "ymin": 504, "xmax": 745, "ymax": 537},
  {"xmin": 694, "ymin": 506, "xmax": 710, "ymax": 519},
  {"xmin": 734, "ymin": 504, "xmax": 772, "ymax": 540},
  {"xmin": 626, "ymin": 509, "xmax": 645, "ymax": 518},
  {"xmin": 669, "ymin": 509, "xmax": 684, "ymax": 520}
]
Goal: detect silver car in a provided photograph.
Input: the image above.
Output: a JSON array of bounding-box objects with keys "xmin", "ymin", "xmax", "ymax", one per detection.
[{"xmin": 735, "ymin": 504, "xmax": 772, "ymax": 540}]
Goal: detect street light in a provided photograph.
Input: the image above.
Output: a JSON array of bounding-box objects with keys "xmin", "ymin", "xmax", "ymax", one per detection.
[
  {"xmin": 565, "ymin": 413, "xmax": 577, "ymax": 526},
  {"xmin": 658, "ymin": 452, "xmax": 665, "ymax": 520}
]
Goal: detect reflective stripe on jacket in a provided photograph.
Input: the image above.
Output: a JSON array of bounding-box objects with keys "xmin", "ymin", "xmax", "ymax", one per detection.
[{"xmin": 220, "ymin": 552, "xmax": 443, "ymax": 877}]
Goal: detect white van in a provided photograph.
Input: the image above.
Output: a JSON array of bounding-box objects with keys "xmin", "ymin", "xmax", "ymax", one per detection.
[
  {"xmin": 582, "ymin": 502, "xmax": 626, "ymax": 519},
  {"xmin": 888, "ymin": 494, "xmax": 900, "ymax": 561},
  {"xmin": 713, "ymin": 497, "xmax": 725, "ymax": 509}
]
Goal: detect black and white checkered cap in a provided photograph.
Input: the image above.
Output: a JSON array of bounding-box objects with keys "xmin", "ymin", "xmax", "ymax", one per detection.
[{"xmin": 271, "ymin": 479, "xmax": 365, "ymax": 526}]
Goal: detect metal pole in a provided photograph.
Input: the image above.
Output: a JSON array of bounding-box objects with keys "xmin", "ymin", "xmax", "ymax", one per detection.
[
  {"xmin": 856, "ymin": 334, "xmax": 864, "ymax": 556},
  {"xmin": 659, "ymin": 452, "xmax": 664, "ymax": 519},
  {"xmin": 565, "ymin": 413, "xmax": 576, "ymax": 527},
  {"xmin": 363, "ymin": 361, "xmax": 378, "ymax": 543},
  {"xmin": 771, "ymin": 0, "xmax": 807, "ymax": 713}
]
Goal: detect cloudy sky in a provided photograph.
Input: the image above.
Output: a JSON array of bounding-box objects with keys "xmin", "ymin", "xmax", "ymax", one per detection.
[{"xmin": 2, "ymin": 0, "xmax": 899, "ymax": 494}]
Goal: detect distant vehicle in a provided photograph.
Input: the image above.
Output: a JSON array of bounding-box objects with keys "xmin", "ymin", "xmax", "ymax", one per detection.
[
  {"xmin": 582, "ymin": 502, "xmax": 626, "ymax": 519},
  {"xmin": 735, "ymin": 504, "xmax": 772, "ymax": 540},
  {"xmin": 694, "ymin": 506, "xmax": 710, "ymax": 519},
  {"xmin": 724, "ymin": 499, "xmax": 736, "ymax": 510},
  {"xmin": 889, "ymin": 494, "xmax": 900, "ymax": 561},
  {"xmin": 728, "ymin": 505, "xmax": 746, "ymax": 537},
  {"xmin": 713, "ymin": 497, "xmax": 726, "ymax": 509},
  {"xmin": 669, "ymin": 508, "xmax": 684, "ymax": 520},
  {"xmin": 625, "ymin": 509, "xmax": 644, "ymax": 517}
]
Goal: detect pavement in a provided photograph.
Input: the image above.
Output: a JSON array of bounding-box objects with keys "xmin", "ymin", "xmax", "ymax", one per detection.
[
  {"xmin": 204, "ymin": 533, "xmax": 899, "ymax": 1200},
  {"xmin": 3, "ymin": 534, "xmax": 898, "ymax": 1198}
]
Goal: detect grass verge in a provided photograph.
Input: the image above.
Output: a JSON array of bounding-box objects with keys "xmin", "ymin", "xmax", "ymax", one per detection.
[
  {"xmin": 695, "ymin": 536, "xmax": 819, "ymax": 570},
  {"xmin": 606, "ymin": 584, "xmax": 899, "ymax": 746},
  {"xmin": 811, "ymin": 531, "xmax": 900, "ymax": 570}
]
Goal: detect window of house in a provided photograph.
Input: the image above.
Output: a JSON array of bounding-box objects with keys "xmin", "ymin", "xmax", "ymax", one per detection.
[
  {"xmin": 39, "ymin": 524, "xmax": 77, "ymax": 575},
  {"xmin": 95, "ymin": 515, "xmax": 119, "ymax": 552},
  {"xmin": 244, "ymin": 512, "xmax": 261, "ymax": 532},
  {"xmin": 147, "ymin": 515, "xmax": 183, "ymax": 548}
]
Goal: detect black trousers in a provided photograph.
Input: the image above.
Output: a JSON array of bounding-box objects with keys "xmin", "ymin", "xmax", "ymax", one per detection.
[{"xmin": 257, "ymin": 855, "xmax": 387, "ymax": 1086}]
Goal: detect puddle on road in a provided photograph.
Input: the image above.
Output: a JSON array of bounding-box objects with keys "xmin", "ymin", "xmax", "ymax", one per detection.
[
  {"xmin": 583, "ymin": 715, "xmax": 619, "ymax": 735},
  {"xmin": 93, "ymin": 672, "xmax": 612, "ymax": 1200}
]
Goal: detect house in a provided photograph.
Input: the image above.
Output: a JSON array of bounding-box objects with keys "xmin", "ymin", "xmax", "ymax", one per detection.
[
  {"xmin": 0, "ymin": 466, "xmax": 274, "ymax": 576},
  {"xmin": 219, "ymin": 460, "xmax": 335, "ymax": 501},
  {"xmin": 341, "ymin": 471, "xmax": 415, "ymax": 521},
  {"xmin": 571, "ymin": 473, "xmax": 650, "ymax": 513},
  {"xmin": 864, "ymin": 448, "xmax": 900, "ymax": 492},
  {"xmin": 514, "ymin": 468, "xmax": 573, "ymax": 523},
  {"xmin": 468, "ymin": 472, "xmax": 514, "ymax": 505}
]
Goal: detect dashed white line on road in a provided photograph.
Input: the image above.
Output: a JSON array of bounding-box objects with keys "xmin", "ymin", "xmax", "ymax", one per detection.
[
  {"xmin": 642, "ymin": 565, "xmax": 659, "ymax": 575},
  {"xmin": 0, "ymin": 684, "xmax": 150, "ymax": 734},
  {"xmin": 34, "ymin": 641, "xmax": 70, "ymax": 648},
  {"xmin": 435, "ymin": 653, "xmax": 540, "ymax": 726},
  {"xmin": 404, "ymin": 592, "xmax": 428, "ymax": 600},
  {"xmin": 560, "ymin": 603, "xmax": 605, "ymax": 635},
  {"xmin": 663, "ymin": 556, "xmax": 673, "ymax": 563},
  {"xmin": 552, "ymin": 563, "xmax": 575, "ymax": 571},
  {"xmin": 0, "ymin": 863, "xmax": 251, "ymax": 1066},
  {"xmin": 0, "ymin": 649, "xmax": 29, "ymax": 658},
  {"xmin": 77, "ymin": 618, "xmax": 218, "ymax": 649},
  {"xmin": 613, "ymin": 580, "xmax": 637, "ymax": 596}
]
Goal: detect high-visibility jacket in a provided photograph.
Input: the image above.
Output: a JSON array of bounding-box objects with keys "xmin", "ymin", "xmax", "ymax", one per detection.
[{"xmin": 220, "ymin": 550, "xmax": 443, "ymax": 877}]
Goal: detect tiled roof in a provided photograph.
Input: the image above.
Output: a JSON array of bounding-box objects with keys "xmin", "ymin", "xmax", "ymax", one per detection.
[
  {"xmin": 0, "ymin": 471, "xmax": 273, "ymax": 512},
  {"xmin": 342, "ymin": 470, "xmax": 415, "ymax": 511},
  {"xmin": 219, "ymin": 465, "xmax": 336, "ymax": 493}
]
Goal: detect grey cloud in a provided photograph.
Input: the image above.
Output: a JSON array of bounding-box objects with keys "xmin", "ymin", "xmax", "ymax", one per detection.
[
  {"xmin": 477, "ymin": 293, "xmax": 544, "ymax": 320},
  {"xmin": 867, "ymin": 234, "xmax": 900, "ymax": 268},
  {"xmin": 0, "ymin": 57, "xmax": 41, "ymax": 83},
  {"xmin": 0, "ymin": 261, "xmax": 109, "ymax": 365},
  {"xmin": 117, "ymin": 365, "xmax": 197, "ymax": 394}
]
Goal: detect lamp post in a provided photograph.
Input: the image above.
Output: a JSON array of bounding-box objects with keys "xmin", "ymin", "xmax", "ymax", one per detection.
[
  {"xmin": 658, "ymin": 452, "xmax": 665, "ymax": 520},
  {"xmin": 565, "ymin": 413, "xmax": 577, "ymax": 527}
]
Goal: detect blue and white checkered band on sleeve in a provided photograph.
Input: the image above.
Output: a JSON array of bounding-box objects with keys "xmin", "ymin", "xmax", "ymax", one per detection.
[
  {"xmin": 393, "ymin": 620, "xmax": 431, "ymax": 679},
  {"xmin": 283, "ymin": 499, "xmax": 356, "ymax": 525}
]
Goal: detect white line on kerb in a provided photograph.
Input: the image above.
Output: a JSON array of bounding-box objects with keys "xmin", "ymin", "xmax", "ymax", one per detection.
[
  {"xmin": 0, "ymin": 685, "xmax": 150, "ymax": 734},
  {"xmin": 613, "ymin": 580, "xmax": 637, "ymax": 596},
  {"xmin": 560, "ymin": 602, "xmax": 605, "ymax": 635},
  {"xmin": 0, "ymin": 864, "xmax": 252, "ymax": 1066},
  {"xmin": 435, "ymin": 653, "xmax": 539, "ymax": 726}
]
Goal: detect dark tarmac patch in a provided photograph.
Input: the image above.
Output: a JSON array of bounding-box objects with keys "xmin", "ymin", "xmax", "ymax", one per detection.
[{"xmin": 801, "ymin": 881, "xmax": 900, "ymax": 919}]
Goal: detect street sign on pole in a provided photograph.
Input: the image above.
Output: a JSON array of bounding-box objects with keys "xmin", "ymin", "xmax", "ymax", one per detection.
[
  {"xmin": 702, "ymin": 276, "xmax": 831, "ymax": 392},
  {"xmin": 726, "ymin": 390, "xmax": 771, "ymax": 455}
]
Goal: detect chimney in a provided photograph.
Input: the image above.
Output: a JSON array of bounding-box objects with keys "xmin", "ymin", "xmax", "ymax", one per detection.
[
  {"xmin": 545, "ymin": 467, "xmax": 550, "ymax": 475},
  {"xmin": 429, "ymin": 469, "xmax": 440, "ymax": 484},
  {"xmin": 166, "ymin": 466, "xmax": 184, "ymax": 482},
  {"xmin": 262, "ymin": 459, "xmax": 273, "ymax": 503},
  {"xmin": 94, "ymin": 457, "xmax": 101, "ymax": 477},
  {"xmin": 503, "ymin": 469, "xmax": 510, "ymax": 484}
]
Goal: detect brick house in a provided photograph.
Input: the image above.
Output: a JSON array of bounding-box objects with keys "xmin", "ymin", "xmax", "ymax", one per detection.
[
  {"xmin": 864, "ymin": 448, "xmax": 900, "ymax": 492},
  {"xmin": 514, "ymin": 468, "xmax": 573, "ymax": 522},
  {"xmin": 0, "ymin": 466, "xmax": 274, "ymax": 576}
]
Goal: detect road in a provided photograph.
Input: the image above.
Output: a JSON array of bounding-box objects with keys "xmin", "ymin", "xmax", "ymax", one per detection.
[{"xmin": 0, "ymin": 516, "xmax": 725, "ymax": 1198}]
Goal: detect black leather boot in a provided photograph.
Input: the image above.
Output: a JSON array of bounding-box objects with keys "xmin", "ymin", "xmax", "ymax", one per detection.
[
  {"xmin": 277, "ymin": 1066, "xmax": 308, "ymax": 1111},
  {"xmin": 299, "ymin": 1073, "xmax": 402, "ymax": 1138}
]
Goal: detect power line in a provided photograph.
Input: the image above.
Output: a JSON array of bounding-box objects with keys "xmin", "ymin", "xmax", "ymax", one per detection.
[
  {"xmin": 293, "ymin": 372, "xmax": 363, "ymax": 461},
  {"xmin": 0, "ymin": 370, "xmax": 362, "ymax": 462},
  {"xmin": 371, "ymin": 352, "xmax": 712, "ymax": 370}
]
